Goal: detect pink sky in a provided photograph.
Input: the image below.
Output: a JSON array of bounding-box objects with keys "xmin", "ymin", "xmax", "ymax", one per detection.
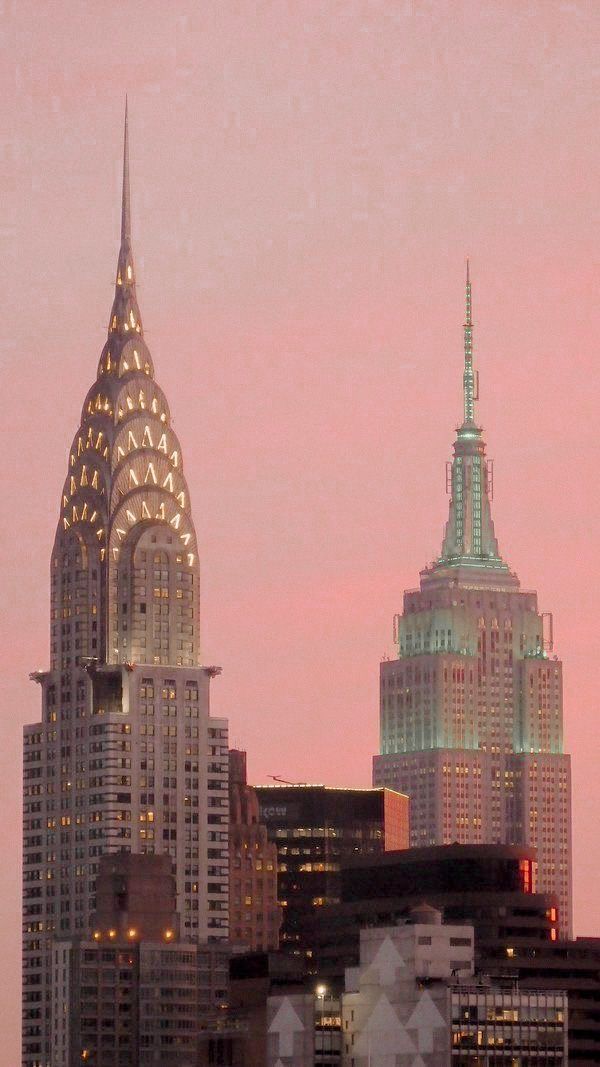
[{"xmin": 2, "ymin": 1, "xmax": 600, "ymax": 1055}]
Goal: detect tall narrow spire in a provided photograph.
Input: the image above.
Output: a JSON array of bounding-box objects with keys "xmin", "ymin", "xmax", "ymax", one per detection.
[
  {"xmin": 104, "ymin": 98, "xmax": 143, "ymax": 345},
  {"xmin": 462, "ymin": 258, "xmax": 476, "ymax": 426},
  {"xmin": 433, "ymin": 263, "xmax": 510, "ymax": 575},
  {"xmin": 121, "ymin": 96, "xmax": 131, "ymax": 243}
]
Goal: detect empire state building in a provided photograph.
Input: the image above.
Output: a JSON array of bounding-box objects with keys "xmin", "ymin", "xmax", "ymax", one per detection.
[
  {"xmin": 22, "ymin": 111, "xmax": 229, "ymax": 1066},
  {"xmin": 373, "ymin": 268, "xmax": 572, "ymax": 935}
]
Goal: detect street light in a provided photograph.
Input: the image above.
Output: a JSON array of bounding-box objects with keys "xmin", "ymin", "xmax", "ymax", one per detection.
[{"xmin": 315, "ymin": 984, "xmax": 327, "ymax": 1065}]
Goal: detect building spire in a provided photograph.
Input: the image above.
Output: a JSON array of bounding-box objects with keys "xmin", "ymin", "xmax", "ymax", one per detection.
[
  {"xmin": 121, "ymin": 96, "xmax": 131, "ymax": 243},
  {"xmin": 463, "ymin": 258, "xmax": 476, "ymax": 425},
  {"xmin": 432, "ymin": 263, "xmax": 510, "ymax": 575},
  {"xmin": 105, "ymin": 98, "xmax": 143, "ymax": 343}
]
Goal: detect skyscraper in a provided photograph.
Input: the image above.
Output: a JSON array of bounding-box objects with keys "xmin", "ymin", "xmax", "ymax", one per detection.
[
  {"xmin": 254, "ymin": 784, "xmax": 409, "ymax": 963},
  {"xmin": 373, "ymin": 267, "xmax": 572, "ymax": 935},
  {"xmin": 22, "ymin": 110, "xmax": 229, "ymax": 1067}
]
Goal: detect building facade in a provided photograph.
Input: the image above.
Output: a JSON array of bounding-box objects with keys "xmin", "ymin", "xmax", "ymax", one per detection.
[
  {"xmin": 342, "ymin": 910, "xmax": 567, "ymax": 1067},
  {"xmin": 254, "ymin": 785, "xmax": 409, "ymax": 964},
  {"xmin": 504, "ymin": 937, "xmax": 600, "ymax": 1064},
  {"xmin": 216, "ymin": 908, "xmax": 568, "ymax": 1066},
  {"xmin": 373, "ymin": 268, "xmax": 572, "ymax": 934},
  {"xmin": 229, "ymin": 750, "xmax": 281, "ymax": 951},
  {"xmin": 51, "ymin": 854, "xmax": 230, "ymax": 1067},
  {"xmin": 311, "ymin": 843, "xmax": 559, "ymax": 982},
  {"xmin": 312, "ymin": 843, "xmax": 600, "ymax": 1063},
  {"xmin": 23, "ymin": 112, "xmax": 229, "ymax": 1066}
]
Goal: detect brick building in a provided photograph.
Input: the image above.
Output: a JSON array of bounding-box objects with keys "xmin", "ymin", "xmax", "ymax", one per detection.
[{"xmin": 228, "ymin": 751, "xmax": 281, "ymax": 951}]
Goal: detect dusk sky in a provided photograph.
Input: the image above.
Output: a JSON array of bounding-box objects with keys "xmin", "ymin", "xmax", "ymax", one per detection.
[{"xmin": 2, "ymin": 1, "xmax": 600, "ymax": 1055}]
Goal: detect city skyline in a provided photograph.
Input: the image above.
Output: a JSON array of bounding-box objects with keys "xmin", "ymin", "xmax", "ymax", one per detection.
[{"xmin": 2, "ymin": 4, "xmax": 600, "ymax": 1063}]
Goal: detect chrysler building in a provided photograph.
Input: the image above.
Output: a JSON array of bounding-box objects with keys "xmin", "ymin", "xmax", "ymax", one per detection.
[
  {"xmin": 373, "ymin": 267, "xmax": 572, "ymax": 935},
  {"xmin": 22, "ymin": 110, "xmax": 229, "ymax": 1066}
]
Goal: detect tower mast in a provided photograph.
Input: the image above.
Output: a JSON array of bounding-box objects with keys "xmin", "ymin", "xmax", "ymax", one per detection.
[{"xmin": 462, "ymin": 259, "xmax": 476, "ymax": 426}]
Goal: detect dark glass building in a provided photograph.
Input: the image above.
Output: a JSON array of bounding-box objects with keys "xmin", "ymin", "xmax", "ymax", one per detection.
[
  {"xmin": 254, "ymin": 785, "xmax": 409, "ymax": 963},
  {"xmin": 311, "ymin": 843, "xmax": 558, "ymax": 982}
]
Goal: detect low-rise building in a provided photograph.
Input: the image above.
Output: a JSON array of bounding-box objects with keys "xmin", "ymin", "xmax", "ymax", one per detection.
[{"xmin": 219, "ymin": 907, "xmax": 567, "ymax": 1066}]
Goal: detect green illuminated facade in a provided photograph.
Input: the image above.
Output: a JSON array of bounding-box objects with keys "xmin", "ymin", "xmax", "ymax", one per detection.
[{"xmin": 373, "ymin": 269, "xmax": 572, "ymax": 935}]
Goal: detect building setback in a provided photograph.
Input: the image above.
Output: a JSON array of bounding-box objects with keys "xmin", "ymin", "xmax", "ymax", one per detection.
[
  {"xmin": 22, "ymin": 111, "xmax": 229, "ymax": 1067},
  {"xmin": 254, "ymin": 784, "xmax": 409, "ymax": 965},
  {"xmin": 373, "ymin": 267, "xmax": 572, "ymax": 934}
]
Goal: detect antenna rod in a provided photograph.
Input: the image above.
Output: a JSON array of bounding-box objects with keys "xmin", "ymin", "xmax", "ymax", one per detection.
[{"xmin": 463, "ymin": 258, "xmax": 475, "ymax": 424}]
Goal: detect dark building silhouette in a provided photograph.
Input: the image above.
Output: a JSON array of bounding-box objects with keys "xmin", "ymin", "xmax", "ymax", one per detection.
[
  {"xmin": 311, "ymin": 843, "xmax": 557, "ymax": 983},
  {"xmin": 220, "ymin": 953, "xmax": 309, "ymax": 1067}
]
